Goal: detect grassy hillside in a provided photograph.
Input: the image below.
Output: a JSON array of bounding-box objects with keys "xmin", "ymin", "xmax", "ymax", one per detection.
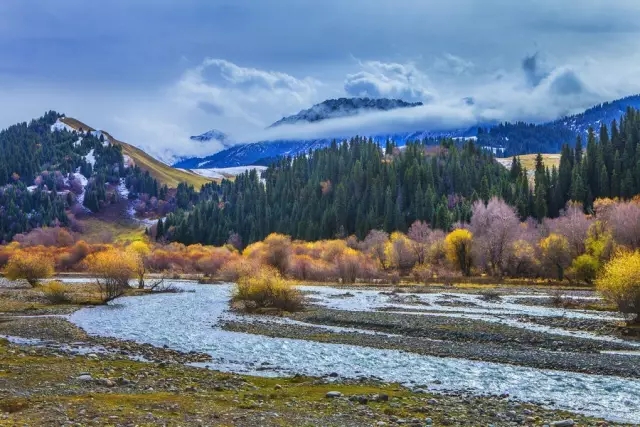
[
  {"xmin": 496, "ymin": 153, "xmax": 561, "ymax": 171},
  {"xmin": 60, "ymin": 117, "xmax": 212, "ymax": 189}
]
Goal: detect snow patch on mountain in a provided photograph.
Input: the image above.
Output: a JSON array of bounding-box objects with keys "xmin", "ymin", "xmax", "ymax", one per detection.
[
  {"xmin": 190, "ymin": 166, "xmax": 268, "ymax": 179},
  {"xmin": 51, "ymin": 119, "xmax": 75, "ymax": 133},
  {"xmin": 84, "ymin": 149, "xmax": 96, "ymax": 167}
]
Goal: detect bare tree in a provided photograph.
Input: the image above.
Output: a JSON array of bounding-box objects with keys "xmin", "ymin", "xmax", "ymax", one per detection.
[
  {"xmin": 601, "ymin": 201, "xmax": 640, "ymax": 249},
  {"xmin": 469, "ymin": 197, "xmax": 520, "ymax": 277},
  {"xmin": 407, "ymin": 220, "xmax": 431, "ymax": 264},
  {"xmin": 543, "ymin": 202, "xmax": 592, "ymax": 257},
  {"xmin": 362, "ymin": 230, "xmax": 389, "ymax": 269}
]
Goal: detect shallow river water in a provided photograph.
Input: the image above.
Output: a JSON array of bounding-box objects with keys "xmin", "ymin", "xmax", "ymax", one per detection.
[{"xmin": 68, "ymin": 282, "xmax": 640, "ymax": 423}]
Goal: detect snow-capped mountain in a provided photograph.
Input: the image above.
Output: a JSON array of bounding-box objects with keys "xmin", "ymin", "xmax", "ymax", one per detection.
[
  {"xmin": 190, "ymin": 129, "xmax": 232, "ymax": 144},
  {"xmin": 174, "ymin": 94, "xmax": 640, "ymax": 169},
  {"xmin": 269, "ymin": 97, "xmax": 423, "ymax": 128}
]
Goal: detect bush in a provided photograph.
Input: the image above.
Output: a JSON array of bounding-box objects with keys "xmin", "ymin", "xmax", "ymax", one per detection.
[
  {"xmin": 41, "ymin": 281, "xmax": 71, "ymax": 304},
  {"xmin": 233, "ymin": 267, "xmax": 304, "ymax": 312},
  {"xmin": 5, "ymin": 251, "xmax": 55, "ymax": 287},
  {"xmin": 567, "ymin": 254, "xmax": 599, "ymax": 285},
  {"xmin": 597, "ymin": 251, "xmax": 640, "ymax": 323}
]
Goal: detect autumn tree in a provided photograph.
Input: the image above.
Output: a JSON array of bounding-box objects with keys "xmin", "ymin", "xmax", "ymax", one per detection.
[
  {"xmin": 385, "ymin": 232, "xmax": 417, "ymax": 272},
  {"xmin": 445, "ymin": 229, "xmax": 473, "ymax": 276},
  {"xmin": 87, "ymin": 249, "xmax": 137, "ymax": 303},
  {"xmin": 539, "ymin": 233, "xmax": 571, "ymax": 280},
  {"xmin": 127, "ymin": 241, "xmax": 151, "ymax": 289},
  {"xmin": 597, "ymin": 251, "xmax": 640, "ymax": 323},
  {"xmin": 362, "ymin": 230, "xmax": 389, "ymax": 269},
  {"xmin": 469, "ymin": 197, "xmax": 519, "ymax": 277},
  {"xmin": 5, "ymin": 251, "xmax": 54, "ymax": 287},
  {"xmin": 407, "ymin": 220, "xmax": 432, "ymax": 264}
]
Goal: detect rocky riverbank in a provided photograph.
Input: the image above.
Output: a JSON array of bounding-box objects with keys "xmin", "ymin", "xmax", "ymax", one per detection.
[{"xmin": 0, "ymin": 278, "xmax": 635, "ymax": 425}]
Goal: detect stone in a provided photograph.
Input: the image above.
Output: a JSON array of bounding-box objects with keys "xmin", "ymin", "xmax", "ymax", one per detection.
[
  {"xmin": 551, "ymin": 421, "xmax": 574, "ymax": 427},
  {"xmin": 76, "ymin": 374, "xmax": 93, "ymax": 382},
  {"xmin": 100, "ymin": 378, "xmax": 115, "ymax": 387},
  {"xmin": 425, "ymin": 418, "xmax": 433, "ymax": 425},
  {"xmin": 325, "ymin": 391, "xmax": 342, "ymax": 398},
  {"xmin": 328, "ymin": 372, "xmax": 339, "ymax": 378},
  {"xmin": 274, "ymin": 384, "xmax": 282, "ymax": 390}
]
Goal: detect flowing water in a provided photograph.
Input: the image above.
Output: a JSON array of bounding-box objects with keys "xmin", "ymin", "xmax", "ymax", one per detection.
[{"xmin": 68, "ymin": 282, "xmax": 640, "ymax": 423}]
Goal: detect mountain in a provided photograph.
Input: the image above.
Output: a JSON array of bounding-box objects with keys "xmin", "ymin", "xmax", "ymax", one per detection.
[
  {"xmin": 175, "ymin": 94, "xmax": 640, "ymax": 169},
  {"xmin": 190, "ymin": 129, "xmax": 233, "ymax": 145},
  {"xmin": 269, "ymin": 97, "xmax": 423, "ymax": 127}
]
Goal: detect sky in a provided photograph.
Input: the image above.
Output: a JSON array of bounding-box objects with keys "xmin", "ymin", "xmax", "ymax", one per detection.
[{"xmin": 3, "ymin": 0, "xmax": 640, "ymax": 162}]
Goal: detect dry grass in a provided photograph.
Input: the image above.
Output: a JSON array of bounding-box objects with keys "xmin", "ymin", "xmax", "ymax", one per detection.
[{"xmin": 61, "ymin": 117, "xmax": 212, "ymax": 190}]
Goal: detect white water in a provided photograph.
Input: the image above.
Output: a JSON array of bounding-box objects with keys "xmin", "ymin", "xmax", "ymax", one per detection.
[{"xmin": 68, "ymin": 282, "xmax": 640, "ymax": 423}]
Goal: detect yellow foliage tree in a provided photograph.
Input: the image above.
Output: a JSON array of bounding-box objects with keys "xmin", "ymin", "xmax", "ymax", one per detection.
[
  {"xmin": 597, "ymin": 251, "xmax": 640, "ymax": 322},
  {"xmin": 445, "ymin": 229, "xmax": 473, "ymax": 276},
  {"xmin": 127, "ymin": 241, "xmax": 151, "ymax": 289},
  {"xmin": 87, "ymin": 249, "xmax": 137, "ymax": 303},
  {"xmin": 539, "ymin": 233, "xmax": 571, "ymax": 280},
  {"xmin": 5, "ymin": 251, "xmax": 54, "ymax": 287},
  {"xmin": 384, "ymin": 232, "xmax": 417, "ymax": 272}
]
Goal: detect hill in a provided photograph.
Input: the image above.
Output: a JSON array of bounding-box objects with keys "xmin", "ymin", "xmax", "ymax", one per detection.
[{"xmin": 60, "ymin": 118, "xmax": 211, "ymax": 190}]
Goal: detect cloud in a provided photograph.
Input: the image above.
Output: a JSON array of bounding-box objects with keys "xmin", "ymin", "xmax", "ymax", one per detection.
[
  {"xmin": 522, "ymin": 53, "xmax": 550, "ymax": 87},
  {"xmin": 344, "ymin": 61, "xmax": 435, "ymax": 102},
  {"xmin": 434, "ymin": 54, "xmax": 475, "ymax": 75}
]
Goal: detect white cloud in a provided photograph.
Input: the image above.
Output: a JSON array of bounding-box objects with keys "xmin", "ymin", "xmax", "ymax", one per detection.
[{"xmin": 344, "ymin": 61, "xmax": 435, "ymax": 102}]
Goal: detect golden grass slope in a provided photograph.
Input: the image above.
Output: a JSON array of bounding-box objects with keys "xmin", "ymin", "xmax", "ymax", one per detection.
[
  {"xmin": 60, "ymin": 117, "xmax": 212, "ymax": 189},
  {"xmin": 496, "ymin": 153, "xmax": 561, "ymax": 171}
]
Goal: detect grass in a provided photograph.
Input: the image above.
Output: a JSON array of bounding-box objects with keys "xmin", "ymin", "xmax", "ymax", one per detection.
[
  {"xmin": 80, "ymin": 216, "xmax": 146, "ymax": 243},
  {"xmin": 60, "ymin": 117, "xmax": 213, "ymax": 190},
  {"xmin": 507, "ymin": 153, "xmax": 562, "ymax": 171},
  {"xmin": 0, "ymin": 336, "xmax": 607, "ymax": 426}
]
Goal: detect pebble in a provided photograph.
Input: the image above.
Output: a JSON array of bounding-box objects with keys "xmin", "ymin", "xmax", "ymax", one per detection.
[
  {"xmin": 325, "ymin": 391, "xmax": 342, "ymax": 398},
  {"xmin": 551, "ymin": 420, "xmax": 574, "ymax": 427},
  {"xmin": 76, "ymin": 374, "xmax": 93, "ymax": 381}
]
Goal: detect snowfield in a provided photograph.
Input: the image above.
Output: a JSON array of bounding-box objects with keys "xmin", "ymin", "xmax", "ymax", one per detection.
[
  {"xmin": 50, "ymin": 119, "xmax": 75, "ymax": 133},
  {"xmin": 190, "ymin": 166, "xmax": 268, "ymax": 179}
]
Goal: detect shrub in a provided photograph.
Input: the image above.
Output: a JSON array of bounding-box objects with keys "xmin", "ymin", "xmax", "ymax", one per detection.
[
  {"xmin": 41, "ymin": 281, "xmax": 71, "ymax": 304},
  {"xmin": 5, "ymin": 251, "xmax": 55, "ymax": 287},
  {"xmin": 412, "ymin": 263, "xmax": 434, "ymax": 284},
  {"xmin": 445, "ymin": 229, "xmax": 473, "ymax": 276},
  {"xmin": 337, "ymin": 248, "xmax": 362, "ymax": 284},
  {"xmin": 567, "ymin": 254, "xmax": 599, "ymax": 285},
  {"xmin": 59, "ymin": 240, "xmax": 90, "ymax": 270},
  {"xmin": 87, "ymin": 249, "xmax": 137, "ymax": 303},
  {"xmin": 597, "ymin": 251, "xmax": 640, "ymax": 323},
  {"xmin": 218, "ymin": 257, "xmax": 260, "ymax": 282},
  {"xmin": 233, "ymin": 267, "xmax": 303, "ymax": 312}
]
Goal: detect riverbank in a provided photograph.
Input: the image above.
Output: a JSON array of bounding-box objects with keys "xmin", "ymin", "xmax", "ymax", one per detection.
[{"xmin": 0, "ymin": 278, "xmax": 636, "ymax": 425}]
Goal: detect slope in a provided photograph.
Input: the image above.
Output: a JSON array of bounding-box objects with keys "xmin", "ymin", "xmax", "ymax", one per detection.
[{"xmin": 60, "ymin": 117, "xmax": 212, "ymax": 189}]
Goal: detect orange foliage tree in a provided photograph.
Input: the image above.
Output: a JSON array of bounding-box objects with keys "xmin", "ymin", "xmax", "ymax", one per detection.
[{"xmin": 5, "ymin": 251, "xmax": 55, "ymax": 287}]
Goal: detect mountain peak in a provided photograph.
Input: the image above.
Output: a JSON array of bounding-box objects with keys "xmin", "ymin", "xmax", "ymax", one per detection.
[
  {"xmin": 190, "ymin": 129, "xmax": 230, "ymax": 143},
  {"xmin": 268, "ymin": 97, "xmax": 423, "ymax": 128}
]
